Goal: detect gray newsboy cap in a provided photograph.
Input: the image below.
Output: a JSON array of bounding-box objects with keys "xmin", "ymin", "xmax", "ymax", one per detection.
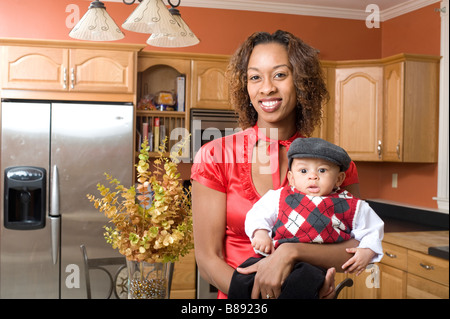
[{"xmin": 287, "ymin": 137, "xmax": 351, "ymax": 172}]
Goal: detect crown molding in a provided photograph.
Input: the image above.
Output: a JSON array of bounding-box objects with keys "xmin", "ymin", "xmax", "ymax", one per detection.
[
  {"xmin": 180, "ymin": 0, "xmax": 366, "ymax": 20},
  {"xmin": 381, "ymin": 0, "xmax": 440, "ymax": 21},
  {"xmin": 107, "ymin": 0, "xmax": 441, "ymax": 21}
]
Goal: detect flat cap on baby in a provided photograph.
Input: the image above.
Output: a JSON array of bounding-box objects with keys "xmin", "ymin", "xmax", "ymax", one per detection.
[{"xmin": 287, "ymin": 137, "xmax": 351, "ymax": 172}]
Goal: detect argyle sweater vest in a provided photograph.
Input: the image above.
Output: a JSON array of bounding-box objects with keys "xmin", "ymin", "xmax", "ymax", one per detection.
[{"xmin": 272, "ymin": 186, "xmax": 359, "ymax": 248}]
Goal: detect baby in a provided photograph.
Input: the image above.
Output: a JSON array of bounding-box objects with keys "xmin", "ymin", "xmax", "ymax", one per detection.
[{"xmin": 228, "ymin": 137, "xmax": 384, "ymax": 299}]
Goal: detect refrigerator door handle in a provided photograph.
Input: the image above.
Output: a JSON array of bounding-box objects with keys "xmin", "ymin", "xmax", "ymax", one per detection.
[
  {"xmin": 50, "ymin": 216, "xmax": 60, "ymax": 265},
  {"xmin": 50, "ymin": 165, "xmax": 60, "ymax": 217},
  {"xmin": 50, "ymin": 165, "xmax": 60, "ymax": 264}
]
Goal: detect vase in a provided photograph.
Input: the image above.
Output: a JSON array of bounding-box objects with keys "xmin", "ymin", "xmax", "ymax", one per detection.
[{"xmin": 126, "ymin": 260, "xmax": 172, "ymax": 299}]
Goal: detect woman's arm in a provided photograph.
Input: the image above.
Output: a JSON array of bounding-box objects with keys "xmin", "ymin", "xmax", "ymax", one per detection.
[
  {"xmin": 281, "ymin": 239, "xmax": 359, "ymax": 270},
  {"xmin": 192, "ymin": 181, "xmax": 235, "ymax": 294},
  {"xmin": 238, "ymin": 238, "xmax": 359, "ymax": 298}
]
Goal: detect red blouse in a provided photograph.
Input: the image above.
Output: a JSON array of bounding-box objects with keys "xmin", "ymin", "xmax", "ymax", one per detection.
[{"xmin": 190, "ymin": 126, "xmax": 359, "ymax": 298}]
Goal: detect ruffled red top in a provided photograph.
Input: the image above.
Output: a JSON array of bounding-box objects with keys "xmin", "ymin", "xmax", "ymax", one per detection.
[{"xmin": 191, "ymin": 125, "xmax": 359, "ymax": 298}]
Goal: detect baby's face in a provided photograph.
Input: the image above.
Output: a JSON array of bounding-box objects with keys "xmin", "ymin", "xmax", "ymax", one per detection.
[{"xmin": 287, "ymin": 158, "xmax": 345, "ymax": 196}]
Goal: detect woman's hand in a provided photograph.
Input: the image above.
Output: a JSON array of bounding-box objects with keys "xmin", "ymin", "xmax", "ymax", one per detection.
[{"xmin": 236, "ymin": 244, "xmax": 294, "ymax": 299}]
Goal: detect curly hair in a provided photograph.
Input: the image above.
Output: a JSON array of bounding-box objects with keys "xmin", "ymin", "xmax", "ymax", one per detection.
[{"xmin": 226, "ymin": 30, "xmax": 329, "ymax": 137}]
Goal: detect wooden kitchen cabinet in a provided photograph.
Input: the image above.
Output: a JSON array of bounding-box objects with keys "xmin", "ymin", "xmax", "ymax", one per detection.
[
  {"xmin": 312, "ymin": 63, "xmax": 336, "ymax": 141},
  {"xmin": 191, "ymin": 58, "xmax": 231, "ymax": 110},
  {"xmin": 335, "ymin": 65, "xmax": 383, "ymax": 161},
  {"xmin": 338, "ymin": 264, "xmax": 381, "ymax": 299},
  {"xmin": 338, "ymin": 232, "xmax": 449, "ymax": 299},
  {"xmin": 1, "ymin": 45, "xmax": 68, "ymax": 91},
  {"xmin": 379, "ymin": 232, "xmax": 449, "ymax": 299},
  {"xmin": 379, "ymin": 264, "xmax": 407, "ymax": 298},
  {"xmin": 382, "ymin": 55, "xmax": 440, "ymax": 162},
  {"xmin": 136, "ymin": 52, "xmax": 191, "ymax": 158},
  {"xmin": 378, "ymin": 242, "xmax": 408, "ymax": 298},
  {"xmin": 170, "ymin": 250, "xmax": 197, "ymax": 299},
  {"xmin": 69, "ymin": 48, "xmax": 136, "ymax": 94},
  {"xmin": 333, "ymin": 54, "xmax": 439, "ymax": 163},
  {"xmin": 135, "ymin": 52, "xmax": 233, "ymax": 158},
  {"xmin": 1, "ymin": 39, "xmax": 142, "ymax": 98}
]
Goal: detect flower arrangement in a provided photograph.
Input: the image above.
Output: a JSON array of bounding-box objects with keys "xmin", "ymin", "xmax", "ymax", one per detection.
[{"xmin": 87, "ymin": 137, "xmax": 193, "ymax": 263}]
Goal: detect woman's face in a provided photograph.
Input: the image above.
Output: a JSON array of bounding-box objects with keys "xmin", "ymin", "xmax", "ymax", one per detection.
[{"xmin": 247, "ymin": 42, "xmax": 297, "ymax": 130}]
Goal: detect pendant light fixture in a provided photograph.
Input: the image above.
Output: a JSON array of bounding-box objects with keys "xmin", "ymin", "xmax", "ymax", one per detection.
[
  {"xmin": 69, "ymin": 0, "xmax": 124, "ymax": 41},
  {"xmin": 69, "ymin": 0, "xmax": 199, "ymax": 48},
  {"xmin": 122, "ymin": 0, "xmax": 179, "ymax": 35},
  {"xmin": 146, "ymin": 3, "xmax": 200, "ymax": 47}
]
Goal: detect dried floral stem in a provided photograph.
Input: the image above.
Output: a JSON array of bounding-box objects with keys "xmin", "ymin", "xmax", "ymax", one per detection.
[{"xmin": 87, "ymin": 136, "xmax": 193, "ymax": 263}]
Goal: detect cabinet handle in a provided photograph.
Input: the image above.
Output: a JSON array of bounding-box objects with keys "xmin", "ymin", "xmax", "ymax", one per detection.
[
  {"xmin": 419, "ymin": 263, "xmax": 434, "ymax": 270},
  {"xmin": 396, "ymin": 141, "xmax": 401, "ymax": 159},
  {"xmin": 63, "ymin": 67, "xmax": 67, "ymax": 89},
  {"xmin": 71, "ymin": 68, "xmax": 75, "ymax": 89},
  {"xmin": 377, "ymin": 140, "xmax": 382, "ymax": 159},
  {"xmin": 385, "ymin": 251, "xmax": 397, "ymax": 258}
]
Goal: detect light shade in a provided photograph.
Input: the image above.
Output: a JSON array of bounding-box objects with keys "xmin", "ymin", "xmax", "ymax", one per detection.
[
  {"xmin": 146, "ymin": 7, "xmax": 200, "ymax": 48},
  {"xmin": 69, "ymin": 0, "xmax": 124, "ymax": 41},
  {"xmin": 122, "ymin": 0, "xmax": 179, "ymax": 34}
]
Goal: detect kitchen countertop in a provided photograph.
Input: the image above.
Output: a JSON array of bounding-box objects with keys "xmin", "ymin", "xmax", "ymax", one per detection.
[{"xmin": 383, "ymin": 231, "xmax": 449, "ymax": 259}]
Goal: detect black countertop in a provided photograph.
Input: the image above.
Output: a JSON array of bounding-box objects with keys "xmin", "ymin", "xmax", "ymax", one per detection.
[
  {"xmin": 367, "ymin": 200, "xmax": 449, "ymax": 260},
  {"xmin": 428, "ymin": 246, "xmax": 449, "ymax": 260},
  {"xmin": 367, "ymin": 200, "xmax": 449, "ymax": 233}
]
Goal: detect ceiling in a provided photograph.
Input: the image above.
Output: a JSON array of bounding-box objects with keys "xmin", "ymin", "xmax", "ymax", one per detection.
[{"xmin": 107, "ymin": 0, "xmax": 440, "ymax": 21}]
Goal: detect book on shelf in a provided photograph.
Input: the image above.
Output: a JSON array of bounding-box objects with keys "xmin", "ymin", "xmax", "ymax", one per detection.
[
  {"xmin": 136, "ymin": 129, "xmax": 142, "ymax": 152},
  {"xmin": 160, "ymin": 124, "xmax": 166, "ymax": 149},
  {"xmin": 142, "ymin": 122, "xmax": 149, "ymax": 142},
  {"xmin": 139, "ymin": 121, "xmax": 154, "ymax": 152},
  {"xmin": 154, "ymin": 117, "xmax": 160, "ymax": 152},
  {"xmin": 176, "ymin": 75, "xmax": 186, "ymax": 112}
]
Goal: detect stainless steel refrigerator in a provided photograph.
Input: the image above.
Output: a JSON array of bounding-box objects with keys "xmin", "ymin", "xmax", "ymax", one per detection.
[{"xmin": 0, "ymin": 100, "xmax": 133, "ymax": 298}]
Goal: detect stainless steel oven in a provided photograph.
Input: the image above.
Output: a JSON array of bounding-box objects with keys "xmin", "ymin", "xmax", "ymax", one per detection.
[
  {"xmin": 190, "ymin": 108, "xmax": 240, "ymax": 298},
  {"xmin": 190, "ymin": 108, "xmax": 241, "ymax": 162}
]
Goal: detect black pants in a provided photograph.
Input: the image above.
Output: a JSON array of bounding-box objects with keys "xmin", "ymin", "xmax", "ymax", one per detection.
[{"xmin": 228, "ymin": 257, "xmax": 326, "ymax": 299}]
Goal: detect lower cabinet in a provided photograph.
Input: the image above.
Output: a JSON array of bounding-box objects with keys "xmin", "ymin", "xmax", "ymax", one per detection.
[
  {"xmin": 336, "ymin": 265, "xmax": 381, "ymax": 299},
  {"xmin": 379, "ymin": 264, "xmax": 407, "ymax": 298},
  {"xmin": 338, "ymin": 241, "xmax": 449, "ymax": 299},
  {"xmin": 170, "ymin": 250, "xmax": 197, "ymax": 299}
]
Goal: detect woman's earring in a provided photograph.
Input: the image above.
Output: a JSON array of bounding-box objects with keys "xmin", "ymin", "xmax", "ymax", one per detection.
[{"xmin": 249, "ymin": 102, "xmax": 253, "ymax": 108}]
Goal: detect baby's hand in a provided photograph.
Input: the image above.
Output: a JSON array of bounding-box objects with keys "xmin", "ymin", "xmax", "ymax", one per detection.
[
  {"xmin": 342, "ymin": 247, "xmax": 376, "ymax": 276},
  {"xmin": 251, "ymin": 230, "xmax": 274, "ymax": 256}
]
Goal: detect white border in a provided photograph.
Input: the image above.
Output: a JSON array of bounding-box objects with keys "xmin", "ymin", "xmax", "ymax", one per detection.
[{"xmin": 434, "ymin": 0, "xmax": 449, "ymax": 212}]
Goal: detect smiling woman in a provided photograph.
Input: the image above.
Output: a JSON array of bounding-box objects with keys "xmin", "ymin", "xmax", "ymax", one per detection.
[
  {"xmin": 246, "ymin": 43, "xmax": 297, "ymax": 132},
  {"xmin": 228, "ymin": 30, "xmax": 328, "ymax": 138},
  {"xmin": 192, "ymin": 30, "xmax": 361, "ymax": 300}
]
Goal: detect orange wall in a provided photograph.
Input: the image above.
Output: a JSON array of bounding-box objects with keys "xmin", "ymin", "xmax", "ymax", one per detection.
[
  {"xmin": 381, "ymin": 4, "xmax": 441, "ymax": 57},
  {"xmin": 0, "ymin": 1, "xmax": 441, "ymax": 209},
  {"xmin": 355, "ymin": 4, "xmax": 441, "ymax": 209},
  {"xmin": 0, "ymin": 0, "xmax": 381, "ymax": 60}
]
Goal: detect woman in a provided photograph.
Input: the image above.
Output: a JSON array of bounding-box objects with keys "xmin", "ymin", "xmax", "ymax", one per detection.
[{"xmin": 191, "ymin": 30, "xmax": 360, "ymax": 299}]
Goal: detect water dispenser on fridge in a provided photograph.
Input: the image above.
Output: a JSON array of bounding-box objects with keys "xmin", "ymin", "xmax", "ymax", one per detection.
[{"xmin": 3, "ymin": 166, "xmax": 46, "ymax": 230}]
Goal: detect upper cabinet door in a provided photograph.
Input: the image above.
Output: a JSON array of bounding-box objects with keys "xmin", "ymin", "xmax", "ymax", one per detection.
[
  {"xmin": 69, "ymin": 49, "xmax": 135, "ymax": 93},
  {"xmin": 383, "ymin": 62, "xmax": 404, "ymax": 162},
  {"xmin": 335, "ymin": 66, "xmax": 383, "ymax": 161},
  {"xmin": 191, "ymin": 60, "xmax": 231, "ymax": 110},
  {"xmin": 1, "ymin": 46, "xmax": 69, "ymax": 91}
]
